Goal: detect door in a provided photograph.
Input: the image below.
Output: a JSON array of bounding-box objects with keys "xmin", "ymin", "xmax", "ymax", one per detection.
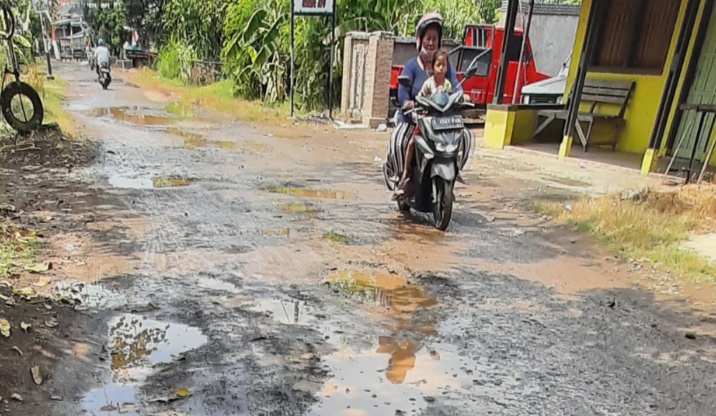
[{"xmin": 675, "ymin": 4, "xmax": 716, "ymax": 159}]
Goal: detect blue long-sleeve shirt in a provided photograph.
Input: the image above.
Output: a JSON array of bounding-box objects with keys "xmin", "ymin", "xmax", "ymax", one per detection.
[{"xmin": 397, "ymin": 57, "xmax": 460, "ymax": 125}]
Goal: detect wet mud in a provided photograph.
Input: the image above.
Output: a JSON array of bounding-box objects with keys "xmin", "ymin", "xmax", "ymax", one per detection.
[{"xmin": 12, "ymin": 61, "xmax": 716, "ymax": 416}]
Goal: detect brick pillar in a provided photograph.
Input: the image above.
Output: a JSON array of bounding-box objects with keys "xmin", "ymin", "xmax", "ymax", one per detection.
[
  {"xmin": 340, "ymin": 33, "xmax": 355, "ymax": 116},
  {"xmin": 361, "ymin": 31, "xmax": 394, "ymax": 128}
]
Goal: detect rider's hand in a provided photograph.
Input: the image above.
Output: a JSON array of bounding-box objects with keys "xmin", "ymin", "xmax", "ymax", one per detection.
[
  {"xmin": 462, "ymin": 94, "xmax": 471, "ymax": 103},
  {"xmin": 403, "ymin": 100, "xmax": 415, "ymax": 110}
]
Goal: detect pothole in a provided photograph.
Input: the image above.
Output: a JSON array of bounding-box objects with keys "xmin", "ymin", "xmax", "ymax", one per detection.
[
  {"xmin": 263, "ymin": 186, "xmax": 353, "ymax": 200},
  {"xmin": 54, "ymin": 281, "xmax": 127, "ymax": 310},
  {"xmin": 82, "ymin": 314, "xmax": 208, "ymax": 415},
  {"xmin": 325, "ymin": 271, "xmax": 438, "ymax": 314},
  {"xmin": 248, "ymin": 297, "xmax": 317, "ymax": 326},
  {"xmin": 82, "ymin": 107, "xmax": 178, "ymax": 126},
  {"xmin": 107, "ymin": 175, "xmax": 200, "ymax": 189},
  {"xmin": 195, "ymin": 276, "xmax": 240, "ymax": 294},
  {"xmin": 281, "ymin": 203, "xmax": 319, "ymax": 219}
]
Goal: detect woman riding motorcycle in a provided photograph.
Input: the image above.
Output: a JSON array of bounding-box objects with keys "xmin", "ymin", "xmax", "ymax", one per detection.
[{"xmin": 384, "ymin": 12, "xmax": 474, "ymax": 197}]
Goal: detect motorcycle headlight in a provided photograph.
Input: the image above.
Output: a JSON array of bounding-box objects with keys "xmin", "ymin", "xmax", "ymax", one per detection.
[{"xmin": 435, "ymin": 143, "xmax": 458, "ymax": 153}]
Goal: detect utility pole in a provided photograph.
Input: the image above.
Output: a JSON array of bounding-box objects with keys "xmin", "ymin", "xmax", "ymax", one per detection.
[{"xmin": 38, "ymin": 3, "xmax": 54, "ymax": 79}]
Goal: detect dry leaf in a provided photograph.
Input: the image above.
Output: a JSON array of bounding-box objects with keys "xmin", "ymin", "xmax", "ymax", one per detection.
[
  {"xmin": 0, "ymin": 318, "xmax": 10, "ymax": 337},
  {"xmin": 11, "ymin": 393, "xmax": 23, "ymax": 402},
  {"xmin": 12, "ymin": 346, "xmax": 22, "ymax": 356},
  {"xmin": 20, "ymin": 322, "xmax": 31, "ymax": 333},
  {"xmin": 13, "ymin": 287, "xmax": 35, "ymax": 298},
  {"xmin": 25, "ymin": 262, "xmax": 51, "ymax": 273},
  {"xmin": 174, "ymin": 388, "xmax": 191, "ymax": 398},
  {"xmin": 300, "ymin": 353, "xmax": 315, "ymax": 360},
  {"xmin": 44, "ymin": 318, "xmax": 58, "ymax": 328},
  {"xmin": 33, "ymin": 277, "xmax": 52, "ymax": 287},
  {"xmin": 31, "ymin": 365, "xmax": 43, "ymax": 385}
]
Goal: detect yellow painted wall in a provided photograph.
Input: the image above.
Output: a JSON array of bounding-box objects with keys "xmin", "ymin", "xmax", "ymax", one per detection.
[{"xmin": 563, "ymin": 0, "xmax": 690, "ymax": 155}]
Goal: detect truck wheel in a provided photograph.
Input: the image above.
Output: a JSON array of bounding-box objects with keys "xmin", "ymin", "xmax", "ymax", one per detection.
[{"xmin": 1, "ymin": 81, "xmax": 44, "ymax": 134}]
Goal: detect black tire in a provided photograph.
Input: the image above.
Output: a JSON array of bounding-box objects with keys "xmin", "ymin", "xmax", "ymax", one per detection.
[
  {"xmin": 0, "ymin": 81, "xmax": 44, "ymax": 134},
  {"xmin": 433, "ymin": 177, "xmax": 454, "ymax": 231}
]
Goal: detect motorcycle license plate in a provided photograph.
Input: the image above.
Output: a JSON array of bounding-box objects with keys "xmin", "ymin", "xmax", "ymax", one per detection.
[{"xmin": 432, "ymin": 116, "xmax": 464, "ymax": 131}]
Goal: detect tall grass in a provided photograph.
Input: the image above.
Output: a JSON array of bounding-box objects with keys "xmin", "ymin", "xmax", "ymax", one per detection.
[{"xmin": 542, "ymin": 185, "xmax": 716, "ymax": 282}]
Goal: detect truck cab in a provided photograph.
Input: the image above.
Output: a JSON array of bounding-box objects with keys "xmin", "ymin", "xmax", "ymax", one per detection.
[{"xmin": 389, "ymin": 24, "xmax": 550, "ymax": 121}]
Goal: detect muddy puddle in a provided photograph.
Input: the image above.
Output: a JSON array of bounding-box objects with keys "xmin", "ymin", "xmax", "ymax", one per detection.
[
  {"xmin": 327, "ymin": 271, "xmax": 438, "ymax": 315},
  {"xmin": 250, "ymin": 271, "xmax": 477, "ymax": 414},
  {"xmin": 54, "ymin": 281, "xmax": 128, "ymax": 310},
  {"xmin": 264, "ymin": 186, "xmax": 353, "ymax": 200},
  {"xmin": 249, "ymin": 297, "xmax": 317, "ymax": 325},
  {"xmin": 281, "ymin": 203, "xmax": 319, "ymax": 219},
  {"xmin": 108, "ymin": 175, "xmax": 199, "ymax": 189},
  {"xmin": 83, "ymin": 107, "xmax": 178, "ymax": 126},
  {"xmin": 82, "ymin": 314, "xmax": 208, "ymax": 416}
]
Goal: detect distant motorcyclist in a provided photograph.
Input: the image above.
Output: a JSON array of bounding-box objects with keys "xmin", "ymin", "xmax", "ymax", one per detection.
[{"xmin": 94, "ymin": 38, "xmax": 110, "ymax": 75}]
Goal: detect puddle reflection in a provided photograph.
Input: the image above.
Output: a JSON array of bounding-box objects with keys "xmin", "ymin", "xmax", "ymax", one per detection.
[
  {"xmin": 300, "ymin": 272, "xmax": 469, "ymax": 415},
  {"xmin": 281, "ymin": 203, "xmax": 319, "ymax": 219},
  {"xmin": 249, "ymin": 298, "xmax": 314, "ymax": 325},
  {"xmin": 107, "ymin": 175, "xmax": 196, "ymax": 189},
  {"xmin": 309, "ymin": 342, "xmax": 469, "ymax": 416},
  {"xmin": 84, "ymin": 107, "xmax": 176, "ymax": 126},
  {"xmin": 82, "ymin": 314, "xmax": 207, "ymax": 415},
  {"xmin": 264, "ymin": 186, "xmax": 352, "ymax": 200},
  {"xmin": 327, "ymin": 271, "xmax": 438, "ymax": 315}
]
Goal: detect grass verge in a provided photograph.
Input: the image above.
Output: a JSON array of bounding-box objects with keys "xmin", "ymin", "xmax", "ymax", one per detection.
[
  {"xmin": 26, "ymin": 65, "xmax": 78, "ymax": 138},
  {"xmin": 0, "ymin": 221, "xmax": 38, "ymax": 278},
  {"xmin": 126, "ymin": 69, "xmax": 291, "ymax": 125},
  {"xmin": 537, "ymin": 185, "xmax": 716, "ymax": 283}
]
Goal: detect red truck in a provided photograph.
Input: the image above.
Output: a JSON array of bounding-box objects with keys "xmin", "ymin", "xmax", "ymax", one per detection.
[{"xmin": 390, "ymin": 24, "xmax": 551, "ymax": 118}]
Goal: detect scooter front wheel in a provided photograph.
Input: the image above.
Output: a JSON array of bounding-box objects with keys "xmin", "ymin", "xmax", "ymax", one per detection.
[{"xmin": 433, "ymin": 177, "xmax": 454, "ymax": 231}]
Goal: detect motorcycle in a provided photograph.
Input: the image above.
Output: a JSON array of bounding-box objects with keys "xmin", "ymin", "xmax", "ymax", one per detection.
[
  {"xmin": 98, "ymin": 62, "xmax": 111, "ymax": 90},
  {"xmin": 386, "ymin": 61, "xmax": 480, "ymax": 231}
]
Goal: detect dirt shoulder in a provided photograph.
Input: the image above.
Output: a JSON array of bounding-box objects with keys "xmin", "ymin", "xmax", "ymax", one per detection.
[{"xmin": 0, "ymin": 125, "xmax": 108, "ymax": 415}]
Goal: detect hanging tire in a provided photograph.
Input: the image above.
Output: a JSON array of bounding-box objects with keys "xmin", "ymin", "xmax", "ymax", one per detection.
[
  {"xmin": 433, "ymin": 177, "xmax": 454, "ymax": 231},
  {"xmin": 0, "ymin": 81, "xmax": 44, "ymax": 134}
]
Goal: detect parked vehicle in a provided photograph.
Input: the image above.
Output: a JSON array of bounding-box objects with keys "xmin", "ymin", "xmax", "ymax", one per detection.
[
  {"xmin": 389, "ymin": 24, "xmax": 551, "ymax": 121},
  {"xmin": 98, "ymin": 62, "xmax": 111, "ymax": 90},
  {"xmin": 386, "ymin": 61, "xmax": 480, "ymax": 231},
  {"xmin": 521, "ymin": 53, "xmax": 571, "ymax": 104}
]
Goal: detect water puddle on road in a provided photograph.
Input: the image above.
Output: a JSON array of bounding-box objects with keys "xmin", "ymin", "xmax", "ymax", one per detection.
[
  {"xmin": 54, "ymin": 281, "xmax": 127, "ymax": 309},
  {"xmin": 247, "ymin": 272, "xmax": 474, "ymax": 414},
  {"xmin": 108, "ymin": 175, "xmax": 196, "ymax": 189},
  {"xmin": 264, "ymin": 186, "xmax": 353, "ymax": 200},
  {"xmin": 309, "ymin": 341, "xmax": 473, "ymax": 416},
  {"xmin": 281, "ymin": 203, "xmax": 319, "ymax": 219},
  {"xmin": 83, "ymin": 107, "xmax": 177, "ymax": 126},
  {"xmin": 327, "ymin": 271, "xmax": 438, "ymax": 316},
  {"xmin": 195, "ymin": 276, "xmax": 240, "ymax": 294},
  {"xmin": 82, "ymin": 314, "xmax": 208, "ymax": 416},
  {"xmin": 249, "ymin": 297, "xmax": 316, "ymax": 325},
  {"xmin": 260, "ymin": 228, "xmax": 291, "ymax": 237}
]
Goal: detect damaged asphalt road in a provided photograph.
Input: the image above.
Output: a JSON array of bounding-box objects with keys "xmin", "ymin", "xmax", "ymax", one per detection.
[{"xmin": 5, "ymin": 62, "xmax": 716, "ymax": 416}]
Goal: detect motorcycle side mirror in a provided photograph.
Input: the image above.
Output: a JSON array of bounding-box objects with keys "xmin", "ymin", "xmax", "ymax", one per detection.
[
  {"xmin": 398, "ymin": 75, "xmax": 413, "ymax": 90},
  {"xmin": 463, "ymin": 59, "xmax": 480, "ymax": 80}
]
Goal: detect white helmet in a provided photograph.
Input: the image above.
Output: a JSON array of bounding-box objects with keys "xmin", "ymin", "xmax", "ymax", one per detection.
[{"xmin": 415, "ymin": 12, "xmax": 444, "ymax": 51}]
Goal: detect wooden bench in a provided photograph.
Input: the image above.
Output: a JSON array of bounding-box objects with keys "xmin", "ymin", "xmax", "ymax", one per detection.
[{"xmin": 532, "ymin": 79, "xmax": 636, "ymax": 151}]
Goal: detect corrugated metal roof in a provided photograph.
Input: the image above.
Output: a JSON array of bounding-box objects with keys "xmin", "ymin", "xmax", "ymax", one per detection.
[{"xmin": 500, "ymin": 0, "xmax": 582, "ymax": 17}]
